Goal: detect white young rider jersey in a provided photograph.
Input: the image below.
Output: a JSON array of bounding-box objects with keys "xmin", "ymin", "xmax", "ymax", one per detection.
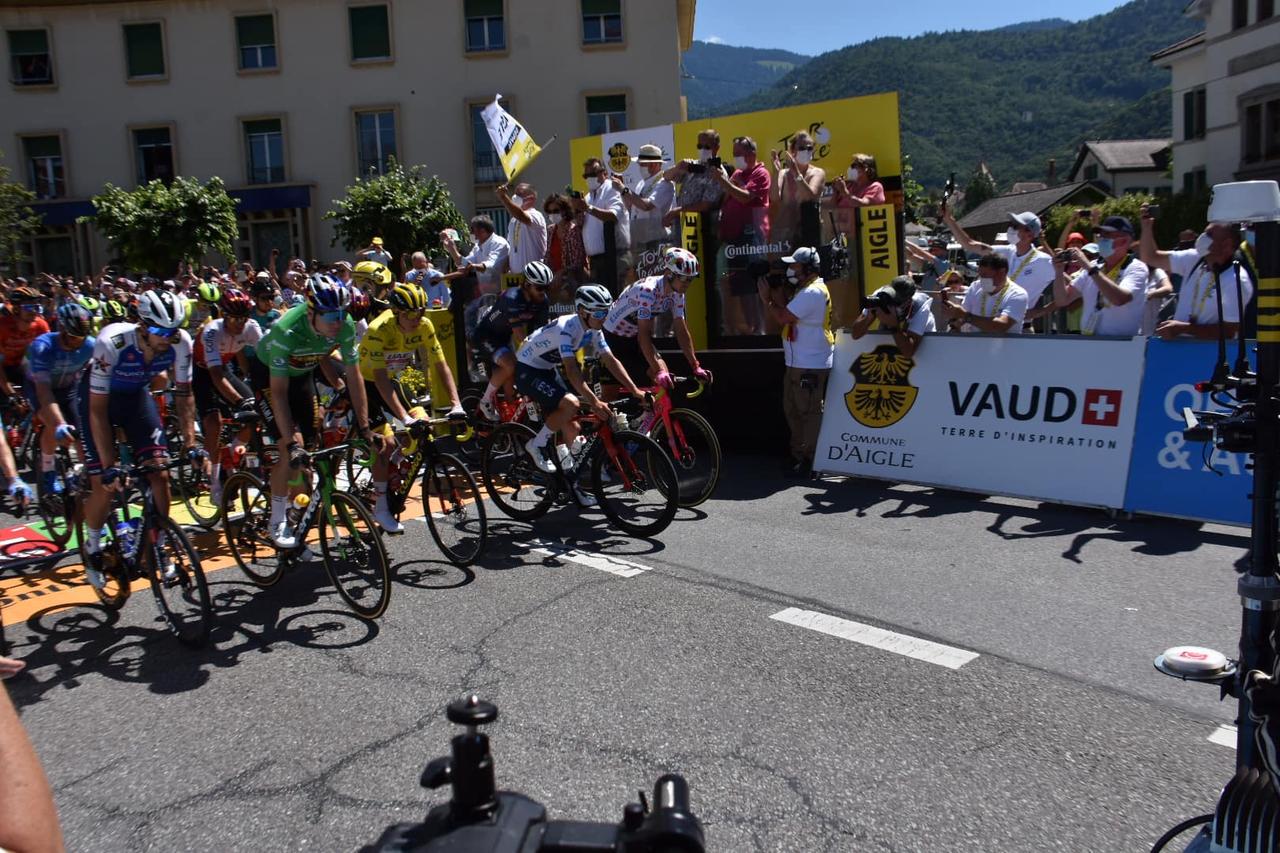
[
  {"xmin": 517, "ymin": 314, "xmax": 611, "ymax": 369},
  {"xmin": 1168, "ymin": 248, "xmax": 1255, "ymax": 325},
  {"xmin": 603, "ymin": 275, "xmax": 686, "ymax": 337},
  {"xmin": 960, "ymin": 279, "xmax": 1029, "ymax": 333},
  {"xmin": 994, "ymin": 244, "xmax": 1054, "ymax": 304},
  {"xmin": 87, "ymin": 322, "xmax": 193, "ymax": 395},
  {"xmin": 194, "ymin": 317, "xmax": 263, "ymax": 369}
]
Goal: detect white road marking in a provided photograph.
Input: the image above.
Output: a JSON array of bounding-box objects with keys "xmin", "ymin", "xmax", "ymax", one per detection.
[
  {"xmin": 528, "ymin": 545, "xmax": 651, "ymax": 578},
  {"xmin": 769, "ymin": 607, "xmax": 980, "ymax": 670},
  {"xmin": 1209, "ymin": 724, "xmax": 1237, "ymax": 750}
]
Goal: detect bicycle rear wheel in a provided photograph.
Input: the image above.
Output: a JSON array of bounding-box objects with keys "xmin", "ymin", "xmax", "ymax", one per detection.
[
  {"xmin": 321, "ymin": 491, "xmax": 391, "ymax": 619},
  {"xmin": 422, "ymin": 452, "xmax": 487, "ymax": 566},
  {"xmin": 649, "ymin": 408, "xmax": 722, "ymax": 508},
  {"xmin": 176, "ymin": 456, "xmax": 221, "ymax": 529},
  {"xmin": 92, "ymin": 543, "xmax": 132, "ymax": 611},
  {"xmin": 144, "ymin": 516, "xmax": 213, "ymax": 646},
  {"xmin": 481, "ymin": 422, "xmax": 555, "ymax": 521},
  {"xmin": 342, "ymin": 439, "xmax": 375, "ymax": 500},
  {"xmin": 592, "ymin": 430, "xmax": 679, "ymax": 537},
  {"xmin": 221, "ymin": 471, "xmax": 283, "ymax": 586}
]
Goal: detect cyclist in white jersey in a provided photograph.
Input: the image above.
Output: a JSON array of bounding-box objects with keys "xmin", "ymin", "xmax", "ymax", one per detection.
[{"xmin": 515, "ymin": 285, "xmax": 643, "ymax": 485}]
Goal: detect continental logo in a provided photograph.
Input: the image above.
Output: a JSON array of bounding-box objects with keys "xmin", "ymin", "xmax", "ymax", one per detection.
[
  {"xmin": 845, "ymin": 345, "xmax": 917, "ymax": 428},
  {"xmin": 608, "ymin": 142, "xmax": 631, "ymax": 174}
]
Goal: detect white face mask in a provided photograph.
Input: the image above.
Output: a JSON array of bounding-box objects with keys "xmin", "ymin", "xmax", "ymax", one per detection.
[
  {"xmin": 795, "ymin": 150, "xmax": 813, "ymax": 166},
  {"xmin": 786, "ymin": 268, "xmax": 800, "ymax": 284},
  {"xmin": 1005, "ymin": 228, "xmax": 1021, "ymax": 246},
  {"xmin": 1195, "ymin": 231, "xmax": 1213, "ymax": 257},
  {"xmin": 549, "ymin": 213, "xmax": 561, "ymax": 226},
  {"xmin": 733, "ymin": 156, "xmax": 747, "ymax": 170},
  {"xmin": 587, "ymin": 176, "xmax": 601, "ymax": 191},
  {"xmin": 847, "ymin": 168, "xmax": 862, "ymax": 182},
  {"xmin": 697, "ymin": 147, "xmax": 713, "ymax": 162},
  {"xmin": 979, "ymin": 276, "xmax": 997, "ymax": 293}
]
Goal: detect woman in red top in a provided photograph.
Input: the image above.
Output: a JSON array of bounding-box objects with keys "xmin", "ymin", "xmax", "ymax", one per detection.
[
  {"xmin": 542, "ymin": 193, "xmax": 588, "ymax": 299},
  {"xmin": 0, "ymin": 288, "xmax": 51, "ymax": 390}
]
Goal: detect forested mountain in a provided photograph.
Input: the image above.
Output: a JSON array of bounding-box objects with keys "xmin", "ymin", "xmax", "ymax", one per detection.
[
  {"xmin": 682, "ymin": 41, "xmax": 810, "ymax": 118},
  {"xmin": 711, "ymin": 0, "xmax": 1199, "ymax": 189}
]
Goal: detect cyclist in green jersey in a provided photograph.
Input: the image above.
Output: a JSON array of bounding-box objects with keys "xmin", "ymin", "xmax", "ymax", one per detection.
[{"xmin": 249, "ymin": 273, "xmax": 381, "ymax": 548}]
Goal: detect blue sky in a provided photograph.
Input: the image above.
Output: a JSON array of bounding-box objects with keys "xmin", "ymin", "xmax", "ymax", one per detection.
[{"xmin": 693, "ymin": 0, "xmax": 1134, "ymax": 56}]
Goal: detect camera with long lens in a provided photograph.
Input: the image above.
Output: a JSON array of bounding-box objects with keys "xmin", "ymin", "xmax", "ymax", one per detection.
[{"xmin": 361, "ymin": 695, "xmax": 706, "ymax": 853}]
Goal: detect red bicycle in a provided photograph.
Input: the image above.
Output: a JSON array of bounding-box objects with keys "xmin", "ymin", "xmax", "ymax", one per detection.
[{"xmin": 631, "ymin": 376, "xmax": 720, "ymax": 508}]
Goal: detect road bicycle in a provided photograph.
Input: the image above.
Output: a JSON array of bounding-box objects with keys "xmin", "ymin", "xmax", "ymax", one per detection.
[
  {"xmin": 33, "ymin": 441, "xmax": 82, "ymax": 547},
  {"xmin": 481, "ymin": 399, "xmax": 679, "ymax": 538},
  {"xmin": 633, "ymin": 375, "xmax": 720, "ymax": 508},
  {"xmin": 90, "ymin": 457, "xmax": 214, "ymax": 646},
  {"xmin": 345, "ymin": 413, "xmax": 488, "ymax": 567},
  {"xmin": 220, "ymin": 442, "xmax": 392, "ymax": 620},
  {"xmin": 174, "ymin": 407, "xmax": 271, "ymax": 529}
]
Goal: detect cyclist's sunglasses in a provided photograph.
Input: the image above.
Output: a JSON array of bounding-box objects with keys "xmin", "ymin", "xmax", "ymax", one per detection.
[
  {"xmin": 315, "ymin": 309, "xmax": 346, "ymax": 323},
  {"xmin": 18, "ymin": 303, "xmax": 42, "ymax": 313},
  {"xmin": 146, "ymin": 325, "xmax": 182, "ymax": 341},
  {"xmin": 531, "ymin": 283, "xmax": 551, "ymax": 293},
  {"xmin": 588, "ymin": 309, "xmax": 608, "ymax": 320}
]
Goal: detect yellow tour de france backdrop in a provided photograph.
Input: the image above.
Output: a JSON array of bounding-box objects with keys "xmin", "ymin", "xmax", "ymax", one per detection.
[{"xmin": 569, "ymin": 92, "xmax": 904, "ymax": 349}]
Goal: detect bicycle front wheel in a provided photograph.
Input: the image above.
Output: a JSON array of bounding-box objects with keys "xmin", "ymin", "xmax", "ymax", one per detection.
[
  {"xmin": 176, "ymin": 455, "xmax": 221, "ymax": 529},
  {"xmin": 342, "ymin": 440, "xmax": 375, "ymax": 502},
  {"xmin": 422, "ymin": 452, "xmax": 487, "ymax": 566},
  {"xmin": 321, "ymin": 491, "xmax": 391, "ymax": 619},
  {"xmin": 481, "ymin": 422, "xmax": 554, "ymax": 521},
  {"xmin": 36, "ymin": 450, "xmax": 74, "ymax": 547},
  {"xmin": 592, "ymin": 430, "xmax": 679, "ymax": 538},
  {"xmin": 144, "ymin": 516, "xmax": 213, "ymax": 646},
  {"xmin": 222, "ymin": 471, "xmax": 283, "ymax": 587},
  {"xmin": 649, "ymin": 408, "xmax": 722, "ymax": 508}
]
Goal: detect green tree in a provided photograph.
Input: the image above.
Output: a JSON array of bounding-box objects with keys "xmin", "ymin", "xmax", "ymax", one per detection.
[
  {"xmin": 324, "ymin": 159, "xmax": 468, "ymax": 262},
  {"xmin": 80, "ymin": 176, "xmax": 238, "ymax": 274},
  {"xmin": 900, "ymin": 153, "xmax": 926, "ymax": 223},
  {"xmin": 0, "ymin": 153, "xmax": 39, "ymax": 272},
  {"xmin": 1043, "ymin": 191, "xmax": 1209, "ymax": 248},
  {"xmin": 962, "ymin": 165, "xmax": 998, "ymax": 215}
]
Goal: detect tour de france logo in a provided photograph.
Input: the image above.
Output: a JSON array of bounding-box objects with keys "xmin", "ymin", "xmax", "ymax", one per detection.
[
  {"xmin": 608, "ymin": 142, "xmax": 631, "ymax": 174},
  {"xmin": 845, "ymin": 345, "xmax": 918, "ymax": 428}
]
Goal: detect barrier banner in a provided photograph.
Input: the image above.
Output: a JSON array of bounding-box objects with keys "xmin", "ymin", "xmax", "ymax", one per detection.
[
  {"xmin": 1123, "ymin": 339, "xmax": 1255, "ymax": 525},
  {"xmin": 814, "ymin": 333, "xmax": 1146, "ymax": 508}
]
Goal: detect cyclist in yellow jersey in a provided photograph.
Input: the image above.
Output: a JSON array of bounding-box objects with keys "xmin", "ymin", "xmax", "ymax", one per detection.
[{"xmin": 358, "ymin": 283, "xmax": 466, "ymax": 532}]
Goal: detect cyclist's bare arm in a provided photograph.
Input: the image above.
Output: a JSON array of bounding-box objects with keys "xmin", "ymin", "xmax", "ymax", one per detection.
[
  {"xmin": 600, "ymin": 353, "xmax": 643, "ymax": 398},
  {"xmin": 673, "ymin": 317, "xmax": 697, "ymax": 371},
  {"xmin": 423, "ymin": 346, "xmax": 461, "ymax": 409},
  {"xmin": 635, "ymin": 317, "xmax": 666, "ymax": 378}
]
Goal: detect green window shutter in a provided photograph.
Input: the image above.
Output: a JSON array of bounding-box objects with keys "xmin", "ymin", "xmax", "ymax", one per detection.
[
  {"xmin": 465, "ymin": 0, "xmax": 503, "ymax": 17},
  {"xmin": 7, "ymin": 29, "xmax": 48, "ymax": 54},
  {"xmin": 244, "ymin": 119, "xmax": 281, "ymax": 137},
  {"xmin": 587, "ymin": 94, "xmax": 626, "ymax": 114},
  {"xmin": 349, "ymin": 5, "xmax": 390, "ymax": 59},
  {"xmin": 235, "ymin": 15, "xmax": 274, "ymax": 47},
  {"xmin": 582, "ymin": 0, "xmax": 620, "ymax": 15},
  {"xmin": 23, "ymin": 136, "xmax": 60, "ymax": 158},
  {"xmin": 124, "ymin": 23, "xmax": 164, "ymax": 77}
]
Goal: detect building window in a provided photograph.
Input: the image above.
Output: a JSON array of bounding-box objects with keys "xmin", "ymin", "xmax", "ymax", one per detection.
[
  {"xmin": 123, "ymin": 22, "xmax": 165, "ymax": 79},
  {"xmin": 1183, "ymin": 88, "xmax": 1207, "ymax": 141},
  {"xmin": 1183, "ymin": 168, "xmax": 1207, "ymax": 195},
  {"xmin": 582, "ymin": 0, "xmax": 622, "ymax": 45},
  {"xmin": 7, "ymin": 29, "xmax": 52, "ymax": 86},
  {"xmin": 470, "ymin": 102, "xmax": 505, "ymax": 184},
  {"xmin": 1261, "ymin": 0, "xmax": 1275, "ymax": 21},
  {"xmin": 349, "ymin": 4, "xmax": 391, "ymax": 61},
  {"xmin": 356, "ymin": 109, "xmax": 396, "ymax": 176},
  {"xmin": 1233, "ymin": 0, "xmax": 1249, "ymax": 28},
  {"xmin": 465, "ymin": 0, "xmax": 505, "ymax": 52},
  {"xmin": 134, "ymin": 127, "xmax": 174, "ymax": 184},
  {"xmin": 244, "ymin": 118, "xmax": 285, "ymax": 184},
  {"xmin": 1243, "ymin": 97, "xmax": 1280, "ymax": 165},
  {"xmin": 235, "ymin": 14, "xmax": 277, "ymax": 70},
  {"xmin": 22, "ymin": 135, "xmax": 63, "ymax": 199},
  {"xmin": 586, "ymin": 94, "xmax": 627, "ymax": 135},
  {"xmin": 1083, "ymin": 164, "xmax": 1099, "ymax": 181},
  {"xmin": 475, "ymin": 206, "xmax": 510, "ymax": 237}
]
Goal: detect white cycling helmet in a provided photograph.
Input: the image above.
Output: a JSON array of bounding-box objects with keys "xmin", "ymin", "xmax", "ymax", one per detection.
[
  {"xmin": 523, "ymin": 260, "xmax": 554, "ymax": 287},
  {"xmin": 664, "ymin": 247, "xmax": 699, "ymax": 278},
  {"xmin": 574, "ymin": 284, "xmax": 613, "ymax": 314},
  {"xmin": 137, "ymin": 289, "xmax": 187, "ymax": 329}
]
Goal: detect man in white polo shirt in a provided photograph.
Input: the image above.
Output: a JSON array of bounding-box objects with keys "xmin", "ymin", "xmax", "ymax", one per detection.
[
  {"xmin": 1140, "ymin": 210, "xmax": 1254, "ymax": 340},
  {"xmin": 941, "ymin": 253, "xmax": 1028, "ymax": 334},
  {"xmin": 1051, "ymin": 216, "xmax": 1148, "ymax": 337},
  {"xmin": 943, "ymin": 208, "xmax": 1054, "ymax": 327}
]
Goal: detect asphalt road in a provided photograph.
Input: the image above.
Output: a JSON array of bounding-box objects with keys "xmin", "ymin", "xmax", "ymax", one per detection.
[{"xmin": 0, "ymin": 455, "xmax": 1250, "ymax": 851}]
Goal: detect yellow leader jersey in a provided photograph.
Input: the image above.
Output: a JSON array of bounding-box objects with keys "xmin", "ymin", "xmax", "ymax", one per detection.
[{"xmin": 358, "ymin": 309, "xmax": 445, "ymax": 381}]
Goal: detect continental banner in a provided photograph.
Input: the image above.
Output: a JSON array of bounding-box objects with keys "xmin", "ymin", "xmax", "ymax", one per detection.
[{"xmin": 814, "ymin": 333, "xmax": 1146, "ymax": 508}]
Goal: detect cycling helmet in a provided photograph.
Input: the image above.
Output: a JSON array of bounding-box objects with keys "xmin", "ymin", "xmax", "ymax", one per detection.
[
  {"xmin": 76, "ymin": 295, "xmax": 102, "ymax": 314},
  {"xmin": 664, "ymin": 247, "xmax": 699, "ymax": 278},
  {"xmin": 219, "ymin": 288, "xmax": 253, "ymax": 317},
  {"xmin": 8, "ymin": 286, "xmax": 40, "ymax": 303},
  {"xmin": 137, "ymin": 289, "xmax": 187, "ymax": 329},
  {"xmin": 56, "ymin": 303, "xmax": 93, "ymax": 337},
  {"xmin": 305, "ymin": 273, "xmax": 351, "ymax": 312},
  {"xmin": 102, "ymin": 299, "xmax": 127, "ymax": 322},
  {"xmin": 347, "ymin": 287, "xmax": 372, "ymax": 322},
  {"xmin": 250, "ymin": 278, "xmax": 275, "ymax": 297},
  {"xmin": 196, "ymin": 281, "xmax": 222, "ymax": 304},
  {"xmin": 353, "ymin": 260, "xmax": 393, "ymax": 288},
  {"xmin": 574, "ymin": 284, "xmax": 613, "ymax": 314},
  {"xmin": 388, "ymin": 283, "xmax": 427, "ymax": 312},
  {"xmin": 523, "ymin": 260, "xmax": 554, "ymax": 287}
]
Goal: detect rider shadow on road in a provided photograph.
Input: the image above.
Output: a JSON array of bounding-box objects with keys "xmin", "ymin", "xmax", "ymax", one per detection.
[{"xmin": 476, "ymin": 516, "xmax": 667, "ymax": 572}]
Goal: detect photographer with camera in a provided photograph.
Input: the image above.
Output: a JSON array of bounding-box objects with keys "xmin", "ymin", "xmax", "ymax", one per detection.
[
  {"xmin": 662, "ymin": 129, "xmax": 730, "ymax": 233},
  {"xmin": 758, "ymin": 247, "xmax": 832, "ymax": 478},
  {"xmin": 1049, "ymin": 216, "xmax": 1147, "ymax": 337},
  {"xmin": 847, "ymin": 274, "xmax": 935, "ymax": 359},
  {"xmin": 940, "ymin": 253, "xmax": 1028, "ymax": 334}
]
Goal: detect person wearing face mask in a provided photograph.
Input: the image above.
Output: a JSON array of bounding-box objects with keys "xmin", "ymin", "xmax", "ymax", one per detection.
[
  {"xmin": 1140, "ymin": 207, "xmax": 1254, "ymax": 340},
  {"xmin": 943, "ymin": 209, "xmax": 1054, "ymax": 331},
  {"xmin": 941, "ymin": 253, "xmax": 1028, "ymax": 334},
  {"xmin": 757, "ymin": 246, "xmax": 833, "ymax": 478},
  {"xmin": 572, "ymin": 157, "xmax": 630, "ymax": 295},
  {"xmin": 496, "ymin": 182, "xmax": 548, "ymax": 279},
  {"xmin": 770, "ymin": 130, "xmax": 827, "ymax": 252},
  {"xmin": 1049, "ymin": 217, "xmax": 1148, "ymax": 337},
  {"xmin": 621, "ymin": 144, "xmax": 675, "ymax": 266},
  {"xmin": 715, "ymin": 135, "xmax": 771, "ymax": 335},
  {"xmin": 663, "ymin": 129, "xmax": 730, "ymax": 234},
  {"xmin": 847, "ymin": 275, "xmax": 935, "ymax": 359},
  {"xmin": 830, "ymin": 153, "xmax": 885, "ymax": 209},
  {"xmin": 543, "ymin": 193, "xmax": 588, "ymax": 294}
]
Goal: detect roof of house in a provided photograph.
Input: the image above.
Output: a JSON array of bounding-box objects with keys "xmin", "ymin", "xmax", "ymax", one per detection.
[
  {"xmin": 958, "ymin": 181, "xmax": 1109, "ymax": 231},
  {"xmin": 1009, "ymin": 182, "xmax": 1048, "ymax": 194},
  {"xmin": 1150, "ymin": 31, "xmax": 1205, "ymax": 62},
  {"xmin": 1068, "ymin": 139, "xmax": 1171, "ymax": 181}
]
